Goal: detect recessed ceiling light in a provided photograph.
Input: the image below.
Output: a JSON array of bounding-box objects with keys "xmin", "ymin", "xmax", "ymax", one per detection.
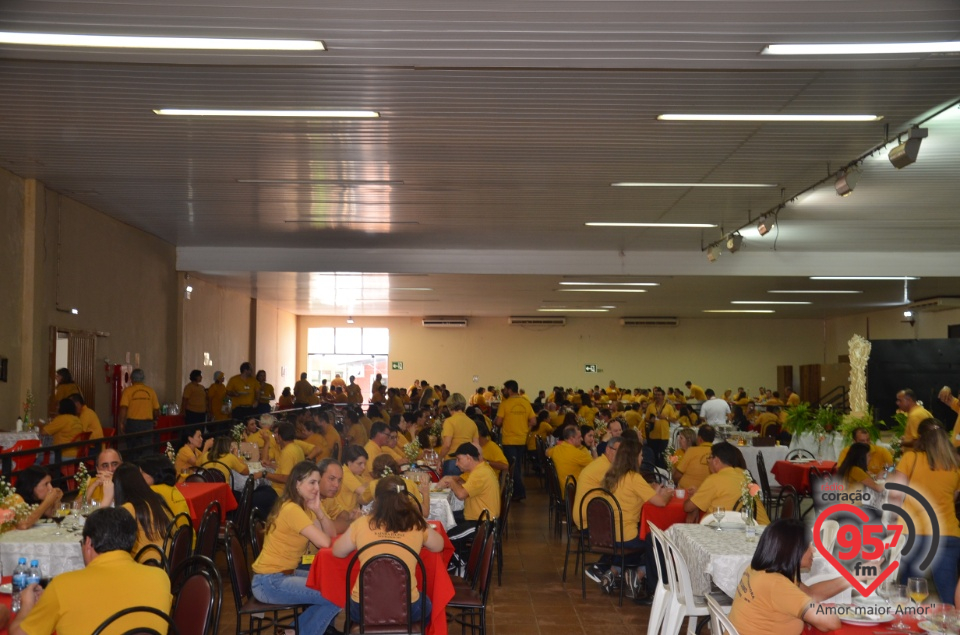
[
  {"xmin": 559, "ymin": 289, "xmax": 647, "ymax": 293},
  {"xmin": 768, "ymin": 290, "xmax": 863, "ymax": 294},
  {"xmin": 762, "ymin": 42, "xmax": 960, "ymax": 56},
  {"xmin": 0, "ymin": 32, "xmax": 326, "ymax": 50},
  {"xmin": 809, "ymin": 276, "xmax": 918, "ymax": 281},
  {"xmin": 560, "ymin": 282, "xmax": 660, "ymax": 287},
  {"xmin": 600, "ymin": 305, "xmax": 617, "ymax": 309},
  {"xmin": 585, "ymin": 222, "xmax": 717, "ymax": 228},
  {"xmin": 538, "ymin": 308, "xmax": 609, "ymax": 313},
  {"xmin": 392, "ymin": 288, "xmax": 433, "ymax": 291},
  {"xmin": 657, "ymin": 114, "xmax": 881, "ymax": 122},
  {"xmin": 155, "ymin": 109, "xmax": 379, "ymax": 118},
  {"xmin": 238, "ymin": 179, "xmax": 402, "ymax": 185},
  {"xmin": 703, "ymin": 310, "xmax": 775, "ymax": 314},
  {"xmin": 611, "ymin": 182, "xmax": 776, "ymax": 188},
  {"xmin": 731, "ymin": 301, "xmax": 811, "ymax": 305}
]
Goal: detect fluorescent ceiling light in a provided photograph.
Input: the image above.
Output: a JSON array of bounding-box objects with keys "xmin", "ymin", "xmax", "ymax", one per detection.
[
  {"xmin": 538, "ymin": 308, "xmax": 609, "ymax": 313},
  {"xmin": 611, "ymin": 182, "xmax": 776, "ymax": 188},
  {"xmin": 392, "ymin": 288, "xmax": 432, "ymax": 291},
  {"xmin": 762, "ymin": 42, "xmax": 960, "ymax": 56},
  {"xmin": 768, "ymin": 290, "xmax": 862, "ymax": 294},
  {"xmin": 657, "ymin": 114, "xmax": 881, "ymax": 122},
  {"xmin": 0, "ymin": 32, "xmax": 324, "ymax": 50},
  {"xmin": 239, "ymin": 179, "xmax": 402, "ymax": 185},
  {"xmin": 560, "ymin": 289, "xmax": 647, "ymax": 294},
  {"xmin": 703, "ymin": 310, "xmax": 775, "ymax": 314},
  {"xmin": 560, "ymin": 282, "xmax": 660, "ymax": 287},
  {"xmin": 585, "ymin": 222, "xmax": 717, "ymax": 228},
  {"xmin": 809, "ymin": 276, "xmax": 918, "ymax": 281},
  {"xmin": 155, "ymin": 109, "xmax": 379, "ymax": 118},
  {"xmin": 731, "ymin": 301, "xmax": 811, "ymax": 305},
  {"xmin": 284, "ymin": 220, "xmax": 418, "ymax": 225}
]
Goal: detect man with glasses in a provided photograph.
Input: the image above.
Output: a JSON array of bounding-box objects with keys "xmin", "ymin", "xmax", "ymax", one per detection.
[
  {"xmin": 683, "ymin": 442, "xmax": 770, "ymax": 524},
  {"xmin": 84, "ymin": 448, "xmax": 122, "ymax": 504}
]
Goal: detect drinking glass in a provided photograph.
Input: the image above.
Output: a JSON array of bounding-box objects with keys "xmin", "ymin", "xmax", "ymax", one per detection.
[
  {"xmin": 712, "ymin": 506, "xmax": 725, "ymax": 530},
  {"xmin": 908, "ymin": 577, "xmax": 929, "ymax": 606},
  {"xmin": 890, "ymin": 584, "xmax": 912, "ymax": 630},
  {"xmin": 931, "ymin": 604, "xmax": 956, "ymax": 634},
  {"xmin": 53, "ymin": 502, "xmax": 70, "ymax": 535}
]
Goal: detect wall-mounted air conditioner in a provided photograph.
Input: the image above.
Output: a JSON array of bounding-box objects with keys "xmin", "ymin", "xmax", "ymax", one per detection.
[
  {"xmin": 620, "ymin": 317, "xmax": 679, "ymax": 327},
  {"xmin": 421, "ymin": 317, "xmax": 468, "ymax": 327},
  {"xmin": 907, "ymin": 298, "xmax": 960, "ymax": 313},
  {"xmin": 508, "ymin": 316, "xmax": 566, "ymax": 326}
]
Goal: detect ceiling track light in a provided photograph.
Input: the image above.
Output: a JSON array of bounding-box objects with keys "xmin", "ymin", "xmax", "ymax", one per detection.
[
  {"xmin": 834, "ymin": 167, "xmax": 861, "ymax": 197},
  {"xmin": 726, "ymin": 232, "xmax": 744, "ymax": 253},
  {"xmin": 757, "ymin": 217, "xmax": 774, "ymax": 236},
  {"xmin": 706, "ymin": 245, "xmax": 721, "ymax": 263},
  {"xmin": 888, "ymin": 127, "xmax": 928, "ymax": 169}
]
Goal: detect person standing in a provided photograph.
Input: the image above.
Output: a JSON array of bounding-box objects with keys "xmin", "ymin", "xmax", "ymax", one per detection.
[
  {"xmin": 180, "ymin": 369, "xmax": 208, "ymax": 426},
  {"xmin": 207, "ymin": 371, "xmax": 229, "ymax": 421},
  {"xmin": 684, "ymin": 381, "xmax": 707, "ymax": 402},
  {"xmin": 645, "ymin": 387, "xmax": 677, "ymax": 469},
  {"xmin": 53, "ymin": 368, "xmax": 82, "ymax": 404},
  {"xmin": 345, "ymin": 376, "xmax": 363, "ymax": 405},
  {"xmin": 118, "ymin": 368, "xmax": 159, "ymax": 441},
  {"xmin": 371, "ymin": 373, "xmax": 383, "ymax": 402},
  {"xmin": 256, "ymin": 370, "xmax": 275, "ymax": 415},
  {"xmin": 294, "ymin": 372, "xmax": 317, "ymax": 408},
  {"xmin": 495, "ymin": 379, "xmax": 536, "ymax": 502},
  {"xmin": 897, "ymin": 388, "xmax": 933, "ymax": 449},
  {"xmin": 227, "ymin": 362, "xmax": 260, "ymax": 421},
  {"xmin": 698, "ymin": 389, "xmax": 730, "ymax": 427},
  {"xmin": 438, "ymin": 393, "xmax": 479, "ymax": 476}
]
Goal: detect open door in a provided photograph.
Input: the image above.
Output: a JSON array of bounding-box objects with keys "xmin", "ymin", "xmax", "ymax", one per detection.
[{"xmin": 48, "ymin": 326, "xmax": 97, "ymax": 415}]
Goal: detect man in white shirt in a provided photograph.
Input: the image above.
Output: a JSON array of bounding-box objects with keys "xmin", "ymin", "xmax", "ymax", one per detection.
[{"xmin": 698, "ymin": 388, "xmax": 731, "ymax": 426}]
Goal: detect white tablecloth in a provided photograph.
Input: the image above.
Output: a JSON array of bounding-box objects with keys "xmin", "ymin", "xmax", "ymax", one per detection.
[
  {"xmin": 739, "ymin": 445, "xmax": 790, "ymax": 487},
  {"xmin": 665, "ymin": 523, "xmax": 850, "ymax": 603},
  {"xmin": 789, "ymin": 433, "xmax": 893, "ymax": 463},
  {"xmin": 0, "ymin": 523, "xmax": 84, "ymax": 577},
  {"xmin": 0, "ymin": 431, "xmax": 40, "ymax": 451},
  {"xmin": 428, "ymin": 493, "xmax": 456, "ymax": 530}
]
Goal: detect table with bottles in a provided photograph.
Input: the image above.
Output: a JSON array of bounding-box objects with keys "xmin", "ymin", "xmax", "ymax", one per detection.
[{"xmin": 0, "ymin": 523, "xmax": 84, "ymax": 580}]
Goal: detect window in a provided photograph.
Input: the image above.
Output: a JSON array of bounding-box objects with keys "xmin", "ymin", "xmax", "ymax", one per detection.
[{"xmin": 305, "ymin": 328, "xmax": 390, "ymax": 393}]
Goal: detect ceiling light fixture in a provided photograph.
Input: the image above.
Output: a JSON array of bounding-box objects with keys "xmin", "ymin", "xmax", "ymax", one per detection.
[
  {"xmin": 756, "ymin": 217, "xmax": 774, "ymax": 236},
  {"xmin": 586, "ymin": 222, "xmax": 717, "ymax": 228},
  {"xmin": 657, "ymin": 114, "xmax": 882, "ymax": 122},
  {"xmin": 903, "ymin": 310, "xmax": 913, "ymax": 318},
  {"xmin": 560, "ymin": 282, "xmax": 660, "ymax": 287},
  {"xmin": 346, "ymin": 316, "xmax": 355, "ymax": 324},
  {"xmin": 703, "ymin": 310, "xmax": 775, "ymax": 314},
  {"xmin": 810, "ymin": 276, "xmax": 919, "ymax": 281},
  {"xmin": 726, "ymin": 233, "xmax": 744, "ymax": 253},
  {"xmin": 834, "ymin": 167, "xmax": 861, "ymax": 197},
  {"xmin": 888, "ymin": 127, "xmax": 929, "ymax": 169},
  {"xmin": 538, "ymin": 308, "xmax": 609, "ymax": 313},
  {"xmin": 731, "ymin": 301, "xmax": 812, "ymax": 305},
  {"xmin": 154, "ymin": 109, "xmax": 379, "ymax": 118},
  {"xmin": 769, "ymin": 290, "xmax": 862, "ymax": 294},
  {"xmin": 611, "ymin": 182, "xmax": 776, "ymax": 188},
  {"xmin": 0, "ymin": 32, "xmax": 326, "ymax": 50},
  {"xmin": 762, "ymin": 42, "xmax": 960, "ymax": 56},
  {"xmin": 559, "ymin": 289, "xmax": 647, "ymax": 294},
  {"xmin": 706, "ymin": 245, "xmax": 721, "ymax": 263},
  {"xmin": 238, "ymin": 179, "xmax": 402, "ymax": 185}
]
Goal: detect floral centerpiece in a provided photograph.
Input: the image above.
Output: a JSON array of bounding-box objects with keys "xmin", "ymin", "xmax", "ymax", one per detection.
[
  {"xmin": 428, "ymin": 415, "xmax": 444, "ymax": 447},
  {"xmin": 75, "ymin": 462, "xmax": 91, "ymax": 501},
  {"xmin": 165, "ymin": 442, "xmax": 176, "ymax": 463},
  {"xmin": 403, "ymin": 438, "xmax": 422, "ymax": 462},
  {"xmin": 594, "ymin": 419, "xmax": 608, "ymax": 440},
  {"xmin": 0, "ymin": 475, "xmax": 37, "ymax": 533},
  {"xmin": 663, "ymin": 444, "xmax": 681, "ymax": 467},
  {"xmin": 232, "ymin": 422, "xmax": 245, "ymax": 445},
  {"xmin": 740, "ymin": 473, "xmax": 762, "ymax": 523},
  {"xmin": 22, "ymin": 390, "xmax": 35, "ymax": 430}
]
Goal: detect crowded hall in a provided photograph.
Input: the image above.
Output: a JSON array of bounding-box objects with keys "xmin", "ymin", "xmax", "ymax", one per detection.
[{"xmin": 3, "ymin": 1, "xmax": 960, "ymax": 634}]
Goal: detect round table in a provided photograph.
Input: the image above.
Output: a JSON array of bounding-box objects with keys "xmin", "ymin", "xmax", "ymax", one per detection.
[{"xmin": 0, "ymin": 523, "xmax": 84, "ymax": 578}]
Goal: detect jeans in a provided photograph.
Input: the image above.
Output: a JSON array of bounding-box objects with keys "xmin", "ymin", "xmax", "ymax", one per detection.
[
  {"xmin": 899, "ymin": 534, "xmax": 960, "ymax": 604},
  {"xmin": 442, "ymin": 459, "xmax": 462, "ymax": 477},
  {"xmin": 349, "ymin": 595, "xmax": 432, "ymax": 625},
  {"xmin": 252, "ymin": 572, "xmax": 341, "ymax": 633},
  {"xmin": 502, "ymin": 445, "xmax": 525, "ymax": 499},
  {"xmin": 124, "ymin": 419, "xmax": 155, "ymax": 460}
]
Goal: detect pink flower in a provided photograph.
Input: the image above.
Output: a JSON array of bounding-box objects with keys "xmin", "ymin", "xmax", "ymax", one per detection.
[
  {"xmin": 747, "ymin": 483, "xmax": 761, "ymax": 497},
  {"xmin": 0, "ymin": 508, "xmax": 16, "ymax": 524},
  {"xmin": 668, "ymin": 455, "xmax": 679, "ymax": 465}
]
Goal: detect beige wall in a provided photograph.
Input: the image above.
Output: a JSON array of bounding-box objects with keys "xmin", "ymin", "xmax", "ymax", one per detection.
[
  {"xmin": 297, "ymin": 315, "xmax": 827, "ymax": 398},
  {"xmin": 254, "ymin": 299, "xmax": 298, "ymax": 399},
  {"xmin": 0, "ymin": 169, "xmax": 27, "ymax": 423}
]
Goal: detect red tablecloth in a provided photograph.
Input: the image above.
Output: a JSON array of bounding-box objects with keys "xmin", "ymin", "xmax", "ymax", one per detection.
[
  {"xmin": 639, "ymin": 497, "xmax": 688, "ymax": 539},
  {"xmin": 772, "ymin": 460, "xmax": 836, "ymax": 494},
  {"xmin": 176, "ymin": 482, "xmax": 238, "ymax": 529},
  {"xmin": 306, "ymin": 520, "xmax": 455, "ymax": 635},
  {"xmin": 156, "ymin": 414, "xmax": 185, "ymax": 449}
]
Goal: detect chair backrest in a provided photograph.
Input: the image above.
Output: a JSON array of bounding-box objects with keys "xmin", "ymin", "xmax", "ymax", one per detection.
[
  {"xmin": 776, "ymin": 484, "xmax": 800, "ymax": 520},
  {"xmin": 544, "ymin": 459, "xmax": 561, "ymax": 503},
  {"xmin": 785, "ymin": 448, "xmax": 816, "ymax": 461},
  {"xmin": 224, "ymin": 529, "xmax": 253, "ymax": 607},
  {"xmin": 645, "ymin": 523, "xmax": 674, "ymax": 590},
  {"xmin": 331, "ymin": 441, "xmax": 340, "ymax": 462},
  {"xmin": 564, "ymin": 479, "xmax": 578, "ymax": 536},
  {"xmin": 401, "ymin": 489, "xmax": 424, "ymax": 514},
  {"xmin": 171, "ymin": 556, "xmax": 221, "ymax": 635},
  {"xmin": 706, "ymin": 592, "xmax": 741, "ymax": 635},
  {"xmin": 473, "ymin": 525, "xmax": 498, "ymax": 604},
  {"xmin": 194, "ymin": 500, "xmax": 222, "ymax": 559},
  {"xmin": 345, "ymin": 540, "xmax": 427, "ymax": 635},
  {"xmin": 663, "ymin": 535, "xmax": 699, "ymax": 608},
  {"xmin": 184, "ymin": 471, "xmax": 207, "ymax": 483},
  {"xmin": 580, "ymin": 488, "xmax": 621, "ymax": 549},
  {"xmin": 232, "ymin": 477, "xmax": 256, "ymax": 544},
  {"xmin": 464, "ymin": 516, "xmax": 491, "ymax": 588},
  {"xmin": 200, "ymin": 462, "xmax": 229, "ymax": 485},
  {"xmin": 819, "ymin": 519, "xmax": 840, "ymax": 555},
  {"xmin": 250, "ymin": 513, "xmax": 266, "ymax": 559},
  {"xmin": 91, "ymin": 605, "xmax": 179, "ymax": 635},
  {"xmin": 166, "ymin": 522, "xmax": 195, "ymax": 575},
  {"xmin": 754, "ymin": 452, "xmax": 772, "ymax": 500},
  {"xmin": 640, "ymin": 470, "xmax": 664, "ymax": 485},
  {"xmin": 3, "ymin": 439, "xmax": 42, "ymax": 472},
  {"xmin": 134, "ymin": 544, "xmax": 167, "ymax": 569}
]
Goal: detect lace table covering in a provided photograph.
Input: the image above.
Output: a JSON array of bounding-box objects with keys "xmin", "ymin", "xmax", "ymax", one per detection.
[{"xmin": 0, "ymin": 523, "xmax": 84, "ymax": 577}]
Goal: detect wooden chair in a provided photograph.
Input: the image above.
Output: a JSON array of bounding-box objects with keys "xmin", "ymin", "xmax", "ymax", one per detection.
[
  {"xmin": 171, "ymin": 555, "xmax": 222, "ymax": 635},
  {"xmin": 165, "ymin": 521, "xmax": 195, "ymax": 576},
  {"xmin": 194, "ymin": 500, "xmax": 222, "ymax": 560},
  {"xmin": 562, "ymin": 476, "xmax": 584, "ymax": 583},
  {"xmin": 578, "ymin": 488, "xmax": 642, "ymax": 606},
  {"xmin": 91, "ymin": 606, "xmax": 180, "ymax": 635},
  {"xmin": 344, "ymin": 540, "xmax": 428, "ymax": 635},
  {"xmin": 448, "ymin": 525, "xmax": 497, "ymax": 635},
  {"xmin": 776, "ymin": 484, "xmax": 801, "ymax": 520}
]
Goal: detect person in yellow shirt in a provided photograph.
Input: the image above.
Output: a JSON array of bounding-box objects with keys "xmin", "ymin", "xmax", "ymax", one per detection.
[
  {"xmin": 344, "ymin": 408, "xmax": 369, "ymax": 447},
  {"xmin": 438, "ymin": 443, "xmax": 501, "ymax": 552},
  {"xmin": 85, "ymin": 448, "xmax": 122, "ymax": 504},
  {"xmin": 573, "ymin": 436, "xmax": 620, "ymax": 530},
  {"xmin": 896, "ymin": 388, "xmax": 934, "ymax": 449},
  {"xmin": 546, "ymin": 426, "xmax": 595, "ymax": 497},
  {"xmin": 207, "ymin": 371, "xmax": 229, "ymax": 421},
  {"xmin": 940, "ymin": 385, "xmax": 960, "ymax": 448},
  {"xmin": 470, "ymin": 387, "xmax": 489, "ymax": 415},
  {"xmin": 495, "ymin": 379, "xmax": 536, "ymax": 501},
  {"xmin": 100, "ymin": 464, "xmax": 173, "ymax": 559},
  {"xmin": 684, "ymin": 381, "xmax": 707, "ymax": 401},
  {"xmin": 439, "ymin": 393, "xmax": 480, "ymax": 476},
  {"xmin": 293, "ymin": 372, "xmax": 318, "ymax": 407},
  {"xmin": 315, "ymin": 410, "xmax": 342, "ymax": 460},
  {"xmin": 265, "ymin": 422, "xmax": 306, "ymax": 495},
  {"xmin": 361, "ymin": 421, "xmax": 391, "ymax": 479},
  {"xmin": 474, "ymin": 420, "xmax": 510, "ymax": 474},
  {"xmin": 39, "ymin": 399, "xmax": 84, "ymax": 458},
  {"xmin": 117, "ymin": 369, "xmax": 159, "ymax": 459},
  {"xmin": 251, "ymin": 461, "xmax": 341, "ymax": 634},
  {"xmin": 277, "ymin": 387, "xmax": 295, "ymax": 410},
  {"xmin": 645, "ymin": 387, "xmax": 677, "ymax": 468},
  {"xmin": 181, "ymin": 369, "xmax": 208, "ymax": 426},
  {"xmin": 753, "ymin": 407, "xmax": 781, "ymax": 436},
  {"xmin": 53, "ymin": 368, "xmax": 82, "ymax": 407},
  {"xmin": 68, "ymin": 394, "xmax": 103, "ymax": 440},
  {"xmin": 685, "ymin": 442, "xmax": 770, "ymax": 525},
  {"xmin": 175, "ymin": 428, "xmax": 213, "ymax": 479},
  {"xmin": 784, "ymin": 387, "xmax": 801, "ymax": 407},
  {"xmin": 577, "ymin": 394, "xmax": 599, "ymax": 428},
  {"xmin": 836, "ymin": 427, "xmax": 894, "ymax": 476},
  {"xmin": 335, "ymin": 445, "xmax": 371, "ymax": 515},
  {"xmin": 256, "ymin": 370, "xmax": 275, "ymax": 415},
  {"xmin": 673, "ymin": 425, "xmax": 716, "ymax": 490},
  {"xmin": 345, "ymin": 376, "xmax": 364, "ymax": 405},
  {"xmin": 621, "ymin": 402, "xmax": 644, "ymax": 434},
  {"xmin": 527, "ymin": 410, "xmax": 554, "ymax": 453},
  {"xmin": 226, "ymin": 362, "xmax": 260, "ymax": 421},
  {"xmin": 137, "ymin": 455, "xmax": 191, "ymax": 526}
]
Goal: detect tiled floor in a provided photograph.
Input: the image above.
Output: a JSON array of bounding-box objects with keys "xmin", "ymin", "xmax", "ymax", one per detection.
[{"xmin": 217, "ymin": 471, "xmax": 655, "ymax": 635}]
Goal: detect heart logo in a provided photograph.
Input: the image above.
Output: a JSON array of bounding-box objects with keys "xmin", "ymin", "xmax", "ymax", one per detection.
[{"xmin": 812, "ymin": 503, "xmax": 899, "ymax": 597}]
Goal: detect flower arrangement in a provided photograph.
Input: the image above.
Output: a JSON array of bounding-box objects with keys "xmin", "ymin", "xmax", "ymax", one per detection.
[
  {"xmin": 0, "ymin": 475, "xmax": 37, "ymax": 533},
  {"xmin": 838, "ymin": 411, "xmax": 882, "ymax": 445},
  {"xmin": 232, "ymin": 422, "xmax": 245, "ymax": 445},
  {"xmin": 429, "ymin": 415, "xmax": 444, "ymax": 440},
  {"xmin": 814, "ymin": 404, "xmax": 843, "ymax": 435},
  {"xmin": 22, "ymin": 390, "xmax": 35, "ymax": 429},
  {"xmin": 403, "ymin": 438, "xmax": 422, "ymax": 462},
  {"xmin": 165, "ymin": 442, "xmax": 176, "ymax": 463},
  {"xmin": 663, "ymin": 444, "xmax": 680, "ymax": 466},
  {"xmin": 380, "ymin": 465, "xmax": 394, "ymax": 479},
  {"xmin": 740, "ymin": 472, "xmax": 762, "ymax": 520},
  {"xmin": 75, "ymin": 462, "xmax": 91, "ymax": 501},
  {"xmin": 594, "ymin": 419, "xmax": 608, "ymax": 440}
]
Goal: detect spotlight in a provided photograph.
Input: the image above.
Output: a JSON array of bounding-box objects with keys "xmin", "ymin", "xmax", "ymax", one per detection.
[
  {"xmin": 706, "ymin": 245, "xmax": 721, "ymax": 262},
  {"xmin": 757, "ymin": 218, "xmax": 774, "ymax": 236},
  {"xmin": 888, "ymin": 127, "xmax": 928, "ymax": 169},
  {"xmin": 70, "ymin": 308, "xmax": 79, "ymax": 315},
  {"xmin": 346, "ymin": 316, "xmax": 355, "ymax": 324},
  {"xmin": 903, "ymin": 310, "xmax": 913, "ymax": 318},
  {"xmin": 834, "ymin": 168, "xmax": 861, "ymax": 197},
  {"xmin": 726, "ymin": 233, "xmax": 744, "ymax": 253}
]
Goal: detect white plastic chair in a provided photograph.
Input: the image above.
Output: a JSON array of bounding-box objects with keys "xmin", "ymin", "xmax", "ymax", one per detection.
[
  {"xmin": 819, "ymin": 519, "xmax": 839, "ymax": 554},
  {"xmin": 645, "ymin": 522, "xmax": 674, "ymax": 635},
  {"xmin": 706, "ymin": 592, "xmax": 741, "ymax": 635},
  {"xmin": 661, "ymin": 535, "xmax": 728, "ymax": 635}
]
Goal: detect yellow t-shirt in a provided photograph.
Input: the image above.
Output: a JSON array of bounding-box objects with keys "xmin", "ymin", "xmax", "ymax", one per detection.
[
  {"xmin": 690, "ymin": 467, "xmax": 771, "ymax": 525},
  {"xmin": 645, "ymin": 402, "xmax": 677, "ymax": 440},
  {"xmin": 496, "ymin": 396, "xmax": 536, "ymax": 446},
  {"xmin": 838, "ymin": 444, "xmax": 894, "ymax": 476},
  {"xmin": 463, "ymin": 462, "xmax": 501, "ymax": 521},
  {"xmin": 259, "ymin": 382, "xmax": 276, "ymax": 405},
  {"xmin": 120, "ymin": 383, "xmax": 159, "ymax": 420},
  {"xmin": 226, "ymin": 375, "xmax": 260, "ymax": 407},
  {"xmin": 577, "ymin": 406, "xmax": 599, "ymax": 427},
  {"xmin": 182, "ymin": 382, "xmax": 207, "ymax": 413},
  {"xmin": 45, "ymin": 414, "xmax": 83, "ymax": 457},
  {"xmin": 622, "ymin": 410, "xmax": 644, "ymax": 433},
  {"xmin": 755, "ymin": 412, "xmax": 779, "ymax": 435},
  {"xmin": 54, "ymin": 382, "xmax": 81, "ymax": 403},
  {"xmin": 572, "ymin": 455, "xmax": 610, "ymax": 529},
  {"xmin": 786, "ymin": 392, "xmax": 801, "ymax": 407},
  {"xmin": 895, "ymin": 451, "xmax": 960, "ymax": 536},
  {"xmin": 603, "ymin": 472, "xmax": 656, "ymax": 542},
  {"xmin": 151, "ymin": 484, "xmax": 191, "ymax": 525},
  {"xmin": 347, "ymin": 423, "xmax": 369, "ymax": 447},
  {"xmin": 18, "ymin": 551, "xmax": 172, "ymax": 635},
  {"xmin": 363, "ymin": 440, "xmax": 383, "ymax": 478},
  {"xmin": 347, "ymin": 518, "xmax": 430, "ymax": 602},
  {"xmin": 441, "ymin": 412, "xmax": 479, "ymax": 458},
  {"xmin": 675, "ymin": 443, "xmax": 712, "ymax": 490},
  {"xmin": 273, "ymin": 442, "xmax": 306, "ymax": 494},
  {"xmin": 253, "ymin": 502, "xmax": 316, "ymax": 573},
  {"xmin": 201, "ymin": 452, "xmax": 248, "ymax": 485},
  {"xmin": 78, "ymin": 406, "xmax": 103, "ymax": 440},
  {"xmin": 688, "ymin": 385, "xmax": 707, "ymax": 401},
  {"xmin": 207, "ymin": 382, "xmax": 229, "ymax": 421},
  {"xmin": 122, "ymin": 502, "xmax": 170, "ymax": 558},
  {"xmin": 729, "ymin": 568, "xmax": 811, "ymax": 635},
  {"xmin": 322, "ymin": 426, "xmax": 343, "ymax": 459},
  {"xmin": 480, "ymin": 441, "xmax": 508, "ymax": 473},
  {"xmin": 903, "ymin": 404, "xmax": 934, "ymax": 443},
  {"xmin": 175, "ymin": 445, "xmax": 201, "ymax": 477},
  {"xmin": 334, "ymin": 467, "xmax": 367, "ymax": 513},
  {"xmin": 305, "ymin": 433, "xmax": 329, "ymax": 460},
  {"xmin": 546, "ymin": 443, "xmax": 593, "ymax": 496}
]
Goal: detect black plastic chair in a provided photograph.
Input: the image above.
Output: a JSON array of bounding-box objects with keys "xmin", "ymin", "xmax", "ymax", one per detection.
[
  {"xmin": 562, "ymin": 476, "xmax": 585, "ymax": 583},
  {"xmin": 448, "ymin": 525, "xmax": 497, "ymax": 635},
  {"xmin": 579, "ymin": 487, "xmax": 641, "ymax": 607},
  {"xmin": 194, "ymin": 499, "xmax": 222, "ymax": 560},
  {"xmin": 755, "ymin": 451, "xmax": 781, "ymax": 514},
  {"xmin": 171, "ymin": 555, "xmax": 222, "ymax": 635},
  {"xmin": 344, "ymin": 540, "xmax": 428, "ymax": 635},
  {"xmin": 91, "ymin": 606, "xmax": 180, "ymax": 635}
]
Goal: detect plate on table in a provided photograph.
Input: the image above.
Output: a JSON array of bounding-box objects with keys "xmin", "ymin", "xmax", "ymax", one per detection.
[
  {"xmin": 430, "ymin": 487, "xmax": 450, "ymax": 494},
  {"xmin": 789, "ymin": 458, "xmax": 815, "ymax": 464},
  {"xmin": 0, "ymin": 583, "xmax": 11, "ymax": 594},
  {"xmin": 920, "ymin": 620, "xmax": 951, "ymax": 633},
  {"xmin": 836, "ymin": 607, "xmax": 893, "ymax": 626}
]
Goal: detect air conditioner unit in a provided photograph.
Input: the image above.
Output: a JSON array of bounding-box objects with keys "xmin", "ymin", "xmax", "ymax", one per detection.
[
  {"xmin": 907, "ymin": 298, "xmax": 960, "ymax": 313},
  {"xmin": 421, "ymin": 317, "xmax": 468, "ymax": 328},
  {"xmin": 508, "ymin": 316, "xmax": 566, "ymax": 326},
  {"xmin": 620, "ymin": 317, "xmax": 679, "ymax": 327}
]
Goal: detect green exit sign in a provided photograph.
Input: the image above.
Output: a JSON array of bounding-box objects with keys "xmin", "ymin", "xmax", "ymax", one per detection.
[
  {"xmin": 584, "ymin": 364, "xmax": 597, "ymax": 373},
  {"xmin": 391, "ymin": 361, "xmax": 404, "ymax": 370}
]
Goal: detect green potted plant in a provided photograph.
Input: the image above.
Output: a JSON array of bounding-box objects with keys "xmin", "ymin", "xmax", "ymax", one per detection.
[{"xmin": 783, "ymin": 402, "xmax": 815, "ymax": 437}]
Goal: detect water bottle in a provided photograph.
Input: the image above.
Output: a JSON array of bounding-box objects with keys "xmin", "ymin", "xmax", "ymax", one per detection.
[
  {"xmin": 27, "ymin": 560, "xmax": 42, "ymax": 588},
  {"xmin": 11, "ymin": 558, "xmax": 28, "ymax": 612}
]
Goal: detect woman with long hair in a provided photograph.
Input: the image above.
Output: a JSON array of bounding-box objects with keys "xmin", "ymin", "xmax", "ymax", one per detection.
[
  {"xmin": 332, "ymin": 475, "xmax": 444, "ymax": 624},
  {"xmin": 101, "ymin": 463, "xmax": 173, "ymax": 557},
  {"xmin": 137, "ymin": 456, "xmax": 191, "ymax": 525},
  {"xmin": 729, "ymin": 518, "xmax": 846, "ymax": 634},
  {"xmin": 251, "ymin": 461, "xmax": 341, "ymax": 634},
  {"xmin": 54, "ymin": 367, "xmax": 81, "ymax": 403},
  {"xmin": 890, "ymin": 421, "xmax": 960, "ymax": 601},
  {"xmin": 201, "ymin": 436, "xmax": 276, "ymax": 517},
  {"xmin": 175, "ymin": 428, "xmax": 212, "ymax": 479},
  {"xmin": 12, "ymin": 466, "xmax": 63, "ymax": 529}
]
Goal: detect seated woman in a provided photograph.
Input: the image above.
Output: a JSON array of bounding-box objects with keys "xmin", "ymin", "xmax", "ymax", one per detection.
[
  {"xmin": 137, "ymin": 455, "xmax": 190, "ymax": 527},
  {"xmin": 251, "ymin": 461, "xmax": 341, "ymax": 635},
  {"xmin": 201, "ymin": 436, "xmax": 276, "ymax": 518},
  {"xmin": 729, "ymin": 518, "xmax": 847, "ymax": 635},
  {"xmin": 175, "ymin": 429, "xmax": 212, "ymax": 480},
  {"xmin": 366, "ymin": 454, "xmax": 429, "ymax": 508},
  {"xmin": 12, "ymin": 466, "xmax": 63, "ymax": 529},
  {"xmin": 101, "ymin": 463, "xmax": 173, "ymax": 559},
  {"xmin": 834, "ymin": 442, "xmax": 884, "ymax": 519},
  {"xmin": 332, "ymin": 475, "xmax": 444, "ymax": 625}
]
